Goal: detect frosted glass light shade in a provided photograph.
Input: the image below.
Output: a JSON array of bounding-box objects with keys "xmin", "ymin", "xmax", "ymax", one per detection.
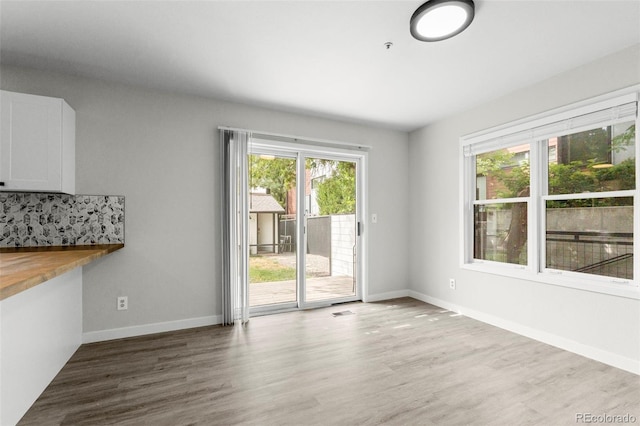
[{"xmin": 410, "ymin": 0, "xmax": 475, "ymax": 42}]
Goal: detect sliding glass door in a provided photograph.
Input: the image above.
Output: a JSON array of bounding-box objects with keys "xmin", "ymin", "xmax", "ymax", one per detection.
[{"xmin": 248, "ymin": 141, "xmax": 364, "ymax": 313}]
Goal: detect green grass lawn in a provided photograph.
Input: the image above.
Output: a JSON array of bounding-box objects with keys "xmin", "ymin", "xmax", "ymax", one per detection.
[{"xmin": 249, "ymin": 255, "xmax": 296, "ymax": 283}]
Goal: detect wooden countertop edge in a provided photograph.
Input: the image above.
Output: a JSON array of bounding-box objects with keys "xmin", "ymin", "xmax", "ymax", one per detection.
[
  {"xmin": 0, "ymin": 244, "xmax": 124, "ymax": 254},
  {"xmin": 0, "ymin": 244, "xmax": 124, "ymax": 301}
]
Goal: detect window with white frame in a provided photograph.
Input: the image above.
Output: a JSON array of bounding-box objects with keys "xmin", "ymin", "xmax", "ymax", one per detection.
[{"xmin": 461, "ymin": 90, "xmax": 639, "ymax": 298}]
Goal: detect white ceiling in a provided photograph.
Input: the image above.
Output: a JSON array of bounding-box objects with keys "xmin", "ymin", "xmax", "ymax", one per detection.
[{"xmin": 1, "ymin": 1, "xmax": 639, "ymax": 132}]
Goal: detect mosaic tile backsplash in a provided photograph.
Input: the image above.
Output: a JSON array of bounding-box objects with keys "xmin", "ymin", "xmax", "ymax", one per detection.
[{"xmin": 0, "ymin": 193, "xmax": 125, "ymax": 247}]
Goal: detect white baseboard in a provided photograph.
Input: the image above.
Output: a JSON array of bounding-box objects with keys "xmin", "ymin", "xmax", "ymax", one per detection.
[
  {"xmin": 364, "ymin": 289, "xmax": 410, "ymax": 303},
  {"xmin": 82, "ymin": 315, "xmax": 222, "ymax": 344},
  {"xmin": 408, "ymin": 290, "xmax": 639, "ymax": 375}
]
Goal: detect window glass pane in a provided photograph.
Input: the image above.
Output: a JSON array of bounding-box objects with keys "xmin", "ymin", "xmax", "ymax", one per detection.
[
  {"xmin": 548, "ymin": 121, "xmax": 635, "ymax": 195},
  {"xmin": 546, "ymin": 197, "xmax": 633, "ymax": 279},
  {"xmin": 476, "ymin": 145, "xmax": 530, "ymax": 200},
  {"xmin": 474, "ymin": 203, "xmax": 527, "ymax": 265}
]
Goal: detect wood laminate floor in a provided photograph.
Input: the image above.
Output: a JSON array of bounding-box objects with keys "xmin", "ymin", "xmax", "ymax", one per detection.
[{"xmin": 19, "ymin": 298, "xmax": 639, "ymax": 425}]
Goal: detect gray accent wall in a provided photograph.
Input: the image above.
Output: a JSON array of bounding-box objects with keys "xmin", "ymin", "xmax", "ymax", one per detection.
[{"xmin": 0, "ymin": 64, "xmax": 409, "ymax": 334}]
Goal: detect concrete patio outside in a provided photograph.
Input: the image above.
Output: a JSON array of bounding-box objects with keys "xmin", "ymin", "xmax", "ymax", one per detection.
[
  {"xmin": 249, "ymin": 253, "xmax": 355, "ymax": 306},
  {"xmin": 249, "ymin": 275, "xmax": 355, "ymax": 306}
]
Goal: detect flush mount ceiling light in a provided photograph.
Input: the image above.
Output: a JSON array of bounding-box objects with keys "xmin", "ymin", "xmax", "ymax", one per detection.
[{"xmin": 410, "ymin": 0, "xmax": 475, "ymax": 42}]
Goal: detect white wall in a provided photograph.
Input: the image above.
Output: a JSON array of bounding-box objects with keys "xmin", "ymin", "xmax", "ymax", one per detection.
[
  {"xmin": 408, "ymin": 44, "xmax": 640, "ymax": 373},
  {"xmin": 0, "ymin": 65, "xmax": 409, "ymax": 339},
  {"xmin": 0, "ymin": 268, "xmax": 83, "ymax": 426}
]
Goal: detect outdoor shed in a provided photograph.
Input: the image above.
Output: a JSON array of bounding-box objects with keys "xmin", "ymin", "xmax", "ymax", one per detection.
[{"xmin": 249, "ymin": 193, "xmax": 285, "ymax": 255}]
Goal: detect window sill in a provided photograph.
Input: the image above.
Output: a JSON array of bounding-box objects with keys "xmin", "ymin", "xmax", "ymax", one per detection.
[{"xmin": 462, "ymin": 262, "xmax": 640, "ymax": 300}]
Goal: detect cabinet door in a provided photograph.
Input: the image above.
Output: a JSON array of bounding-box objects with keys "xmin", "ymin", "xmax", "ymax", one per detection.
[{"xmin": 1, "ymin": 91, "xmax": 63, "ymax": 192}]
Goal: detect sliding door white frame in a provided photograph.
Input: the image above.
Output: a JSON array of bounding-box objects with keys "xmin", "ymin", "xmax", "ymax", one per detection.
[{"xmin": 249, "ymin": 137, "xmax": 368, "ymax": 312}]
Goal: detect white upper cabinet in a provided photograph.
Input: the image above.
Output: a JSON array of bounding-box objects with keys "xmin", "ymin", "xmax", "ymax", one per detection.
[{"xmin": 0, "ymin": 90, "xmax": 75, "ymax": 194}]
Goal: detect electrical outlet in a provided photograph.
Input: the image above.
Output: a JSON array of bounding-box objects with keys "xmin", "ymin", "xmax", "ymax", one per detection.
[
  {"xmin": 449, "ymin": 279, "xmax": 456, "ymax": 290},
  {"xmin": 117, "ymin": 296, "xmax": 128, "ymax": 311}
]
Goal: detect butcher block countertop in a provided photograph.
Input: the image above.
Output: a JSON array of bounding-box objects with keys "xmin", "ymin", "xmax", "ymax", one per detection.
[{"xmin": 0, "ymin": 244, "xmax": 124, "ymax": 301}]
